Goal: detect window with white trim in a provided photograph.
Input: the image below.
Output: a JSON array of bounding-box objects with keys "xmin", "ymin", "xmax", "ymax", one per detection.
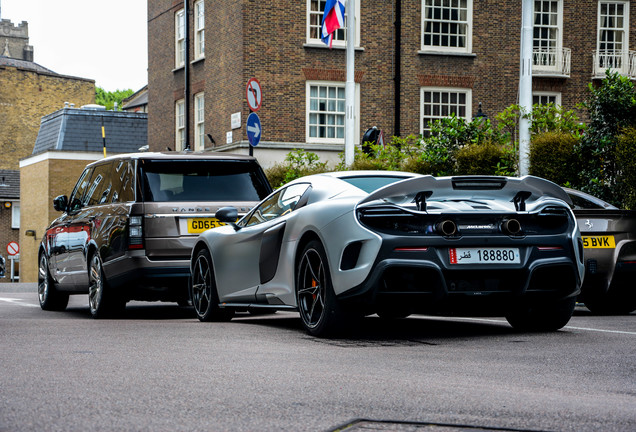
[
  {"xmin": 307, "ymin": 0, "xmax": 360, "ymax": 47},
  {"xmin": 420, "ymin": 87, "xmax": 472, "ymax": 136},
  {"xmin": 194, "ymin": 93, "xmax": 205, "ymax": 151},
  {"xmin": 194, "ymin": 1, "xmax": 205, "ymax": 60},
  {"xmin": 306, "ymin": 81, "xmax": 360, "ymax": 144},
  {"xmin": 175, "ymin": 99, "xmax": 185, "ymax": 151},
  {"xmin": 533, "ymin": 91, "xmax": 561, "ymax": 106},
  {"xmin": 11, "ymin": 201, "xmax": 20, "ymax": 229},
  {"xmin": 175, "ymin": 9, "xmax": 185, "ymax": 68},
  {"xmin": 597, "ymin": 1, "xmax": 629, "ymax": 70},
  {"xmin": 421, "ymin": 0, "xmax": 472, "ymax": 53},
  {"xmin": 533, "ymin": 0, "xmax": 562, "ymax": 68}
]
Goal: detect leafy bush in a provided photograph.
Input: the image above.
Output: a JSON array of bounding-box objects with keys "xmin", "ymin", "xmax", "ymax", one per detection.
[
  {"xmin": 529, "ymin": 132, "xmax": 579, "ymax": 186},
  {"xmin": 615, "ymin": 127, "xmax": 636, "ymax": 209},
  {"xmin": 456, "ymin": 141, "xmax": 516, "ymax": 176},
  {"xmin": 265, "ymin": 149, "xmax": 328, "ymax": 188},
  {"xmin": 576, "ymin": 70, "xmax": 636, "ymax": 205}
]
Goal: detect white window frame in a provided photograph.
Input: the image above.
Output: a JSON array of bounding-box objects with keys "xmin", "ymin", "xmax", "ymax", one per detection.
[
  {"xmin": 596, "ymin": 1, "xmax": 630, "ymax": 71},
  {"xmin": 306, "ymin": 0, "xmax": 361, "ymax": 48},
  {"xmin": 420, "ymin": 87, "xmax": 472, "ymax": 136},
  {"xmin": 533, "ymin": 0, "xmax": 563, "ymax": 70},
  {"xmin": 306, "ymin": 81, "xmax": 360, "ymax": 145},
  {"xmin": 11, "ymin": 201, "xmax": 20, "ymax": 229},
  {"xmin": 175, "ymin": 9, "xmax": 185, "ymax": 68},
  {"xmin": 533, "ymin": 91, "xmax": 562, "ymax": 106},
  {"xmin": 194, "ymin": 93, "xmax": 205, "ymax": 151},
  {"xmin": 194, "ymin": 0, "xmax": 205, "ymax": 60},
  {"xmin": 175, "ymin": 99, "xmax": 185, "ymax": 151},
  {"xmin": 421, "ymin": 0, "xmax": 473, "ymax": 54}
]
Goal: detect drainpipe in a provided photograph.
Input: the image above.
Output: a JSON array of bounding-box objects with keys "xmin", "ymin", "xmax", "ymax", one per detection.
[
  {"xmin": 184, "ymin": 0, "xmax": 191, "ymax": 150},
  {"xmin": 394, "ymin": 0, "xmax": 401, "ymax": 137}
]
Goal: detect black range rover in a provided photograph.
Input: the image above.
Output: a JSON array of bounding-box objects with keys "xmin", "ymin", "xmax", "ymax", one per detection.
[{"xmin": 38, "ymin": 152, "xmax": 272, "ymax": 317}]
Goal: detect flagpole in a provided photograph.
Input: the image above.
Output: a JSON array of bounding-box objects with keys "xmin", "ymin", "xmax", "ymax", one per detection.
[{"xmin": 344, "ymin": 0, "xmax": 355, "ymax": 167}]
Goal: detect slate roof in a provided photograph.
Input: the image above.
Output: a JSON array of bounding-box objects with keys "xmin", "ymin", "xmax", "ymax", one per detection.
[
  {"xmin": 122, "ymin": 85, "xmax": 148, "ymax": 111},
  {"xmin": 33, "ymin": 106, "xmax": 148, "ymax": 155},
  {"xmin": 0, "ymin": 55, "xmax": 54, "ymax": 74},
  {"xmin": 0, "ymin": 170, "xmax": 20, "ymax": 200}
]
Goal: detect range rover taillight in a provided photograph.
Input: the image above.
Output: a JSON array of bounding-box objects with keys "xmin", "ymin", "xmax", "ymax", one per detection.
[{"xmin": 129, "ymin": 216, "xmax": 144, "ymax": 249}]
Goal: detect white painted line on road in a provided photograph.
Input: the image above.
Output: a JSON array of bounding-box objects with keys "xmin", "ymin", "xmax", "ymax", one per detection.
[
  {"xmin": 564, "ymin": 325, "xmax": 636, "ymax": 336},
  {"xmin": 0, "ymin": 297, "xmax": 39, "ymax": 308},
  {"xmin": 432, "ymin": 316, "xmax": 636, "ymax": 336}
]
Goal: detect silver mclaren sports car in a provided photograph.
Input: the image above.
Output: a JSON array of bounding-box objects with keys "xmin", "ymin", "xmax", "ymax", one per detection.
[{"xmin": 190, "ymin": 172, "xmax": 585, "ymax": 337}]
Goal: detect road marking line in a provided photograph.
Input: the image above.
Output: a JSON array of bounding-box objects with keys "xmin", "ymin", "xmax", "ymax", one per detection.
[
  {"xmin": 563, "ymin": 325, "xmax": 636, "ymax": 336},
  {"xmin": 434, "ymin": 316, "xmax": 636, "ymax": 336},
  {"xmin": 0, "ymin": 297, "xmax": 39, "ymax": 308}
]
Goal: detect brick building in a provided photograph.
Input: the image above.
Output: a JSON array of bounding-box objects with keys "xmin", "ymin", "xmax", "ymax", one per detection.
[
  {"xmin": 148, "ymin": 1, "xmax": 635, "ymax": 167},
  {"xmin": 0, "ymin": 17, "xmax": 95, "ymax": 171}
]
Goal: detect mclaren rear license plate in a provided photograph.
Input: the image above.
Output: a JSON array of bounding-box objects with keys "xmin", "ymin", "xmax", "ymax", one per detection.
[
  {"xmin": 187, "ymin": 218, "xmax": 224, "ymax": 234},
  {"xmin": 450, "ymin": 247, "xmax": 520, "ymax": 264},
  {"xmin": 582, "ymin": 235, "xmax": 615, "ymax": 248}
]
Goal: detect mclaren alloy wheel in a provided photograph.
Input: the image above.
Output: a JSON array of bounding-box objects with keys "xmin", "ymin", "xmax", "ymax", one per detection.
[
  {"xmin": 296, "ymin": 240, "xmax": 344, "ymax": 337},
  {"xmin": 191, "ymin": 248, "xmax": 234, "ymax": 322}
]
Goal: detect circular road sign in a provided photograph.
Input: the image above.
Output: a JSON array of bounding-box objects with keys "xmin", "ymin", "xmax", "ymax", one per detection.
[
  {"xmin": 246, "ymin": 78, "xmax": 262, "ymax": 112},
  {"xmin": 246, "ymin": 112, "xmax": 262, "ymax": 147},
  {"xmin": 7, "ymin": 241, "xmax": 19, "ymax": 256}
]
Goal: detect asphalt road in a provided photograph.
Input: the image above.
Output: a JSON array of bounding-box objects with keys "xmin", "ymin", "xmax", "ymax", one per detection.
[{"xmin": 1, "ymin": 283, "xmax": 635, "ymax": 432}]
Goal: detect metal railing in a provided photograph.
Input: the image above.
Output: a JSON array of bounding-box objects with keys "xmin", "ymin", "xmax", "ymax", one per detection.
[
  {"xmin": 532, "ymin": 48, "xmax": 571, "ymax": 77},
  {"xmin": 593, "ymin": 50, "xmax": 636, "ymax": 79}
]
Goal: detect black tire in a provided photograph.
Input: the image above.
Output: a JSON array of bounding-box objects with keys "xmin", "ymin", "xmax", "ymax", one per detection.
[
  {"xmin": 296, "ymin": 240, "xmax": 345, "ymax": 337},
  {"xmin": 191, "ymin": 248, "xmax": 234, "ymax": 322},
  {"xmin": 38, "ymin": 252, "xmax": 69, "ymax": 311},
  {"xmin": 505, "ymin": 297, "xmax": 576, "ymax": 332},
  {"xmin": 88, "ymin": 253, "xmax": 125, "ymax": 319},
  {"xmin": 583, "ymin": 286, "xmax": 636, "ymax": 315}
]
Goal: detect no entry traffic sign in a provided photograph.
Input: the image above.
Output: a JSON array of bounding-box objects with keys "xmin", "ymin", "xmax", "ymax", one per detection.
[{"xmin": 7, "ymin": 241, "xmax": 19, "ymax": 256}]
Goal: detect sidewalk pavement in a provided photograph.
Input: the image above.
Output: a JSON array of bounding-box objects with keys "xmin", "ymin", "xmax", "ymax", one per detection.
[{"xmin": 0, "ymin": 282, "xmax": 37, "ymax": 292}]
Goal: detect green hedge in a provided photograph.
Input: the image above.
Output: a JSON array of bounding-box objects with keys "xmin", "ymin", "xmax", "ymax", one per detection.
[
  {"xmin": 529, "ymin": 131, "xmax": 579, "ymax": 186},
  {"xmin": 615, "ymin": 127, "xmax": 636, "ymax": 209},
  {"xmin": 455, "ymin": 141, "xmax": 516, "ymax": 176}
]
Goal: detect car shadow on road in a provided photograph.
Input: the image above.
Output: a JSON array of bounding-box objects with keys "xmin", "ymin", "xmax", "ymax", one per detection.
[
  {"xmin": 233, "ymin": 312, "xmax": 519, "ymax": 342},
  {"xmin": 61, "ymin": 304, "xmax": 197, "ymax": 320}
]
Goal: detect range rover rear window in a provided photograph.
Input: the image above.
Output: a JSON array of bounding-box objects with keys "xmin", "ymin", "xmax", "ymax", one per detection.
[{"xmin": 139, "ymin": 160, "xmax": 271, "ymax": 202}]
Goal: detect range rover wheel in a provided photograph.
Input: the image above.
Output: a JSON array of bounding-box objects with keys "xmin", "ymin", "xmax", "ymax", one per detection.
[
  {"xmin": 191, "ymin": 248, "xmax": 234, "ymax": 322},
  {"xmin": 296, "ymin": 240, "xmax": 345, "ymax": 337},
  {"xmin": 505, "ymin": 297, "xmax": 576, "ymax": 332},
  {"xmin": 583, "ymin": 285, "xmax": 636, "ymax": 315},
  {"xmin": 38, "ymin": 252, "xmax": 69, "ymax": 311},
  {"xmin": 88, "ymin": 253, "xmax": 125, "ymax": 319}
]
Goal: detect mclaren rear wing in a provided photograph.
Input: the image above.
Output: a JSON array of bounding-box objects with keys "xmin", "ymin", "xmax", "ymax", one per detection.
[{"xmin": 358, "ymin": 175, "xmax": 572, "ymax": 211}]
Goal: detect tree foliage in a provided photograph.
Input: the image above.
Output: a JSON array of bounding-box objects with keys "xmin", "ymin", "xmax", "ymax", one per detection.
[
  {"xmin": 576, "ymin": 71, "xmax": 636, "ymax": 205},
  {"xmin": 95, "ymin": 87, "xmax": 134, "ymax": 111}
]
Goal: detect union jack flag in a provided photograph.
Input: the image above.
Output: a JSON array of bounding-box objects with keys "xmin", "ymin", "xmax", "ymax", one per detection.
[{"xmin": 321, "ymin": 0, "xmax": 346, "ymax": 48}]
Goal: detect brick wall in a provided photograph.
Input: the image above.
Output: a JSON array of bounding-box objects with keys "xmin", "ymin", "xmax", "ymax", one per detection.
[{"xmin": 0, "ymin": 67, "xmax": 95, "ymax": 170}]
